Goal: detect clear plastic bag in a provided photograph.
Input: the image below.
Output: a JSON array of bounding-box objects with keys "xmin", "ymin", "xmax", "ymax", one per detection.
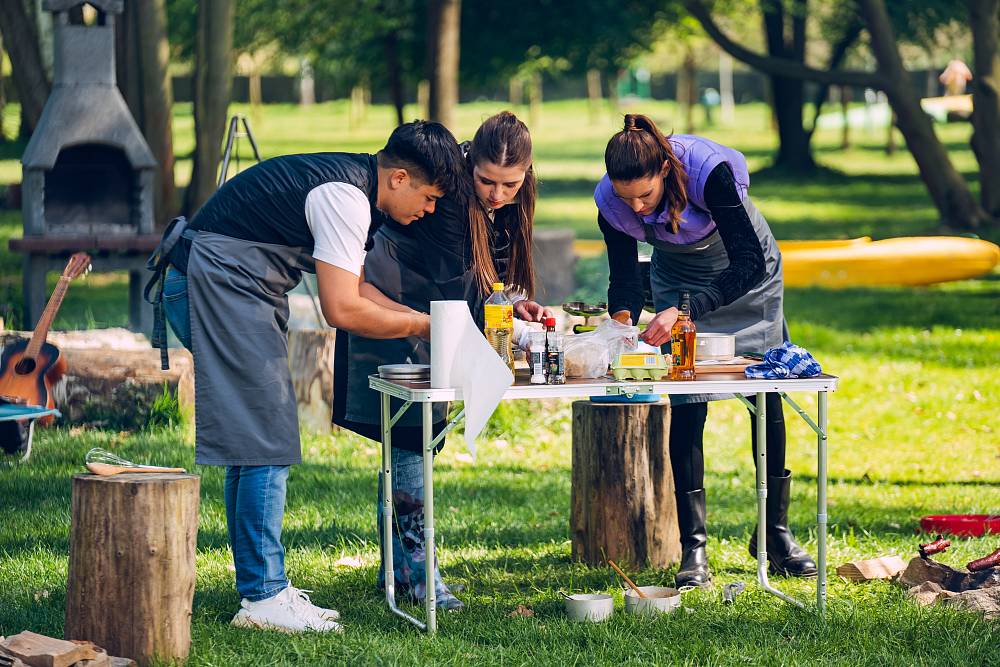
[{"xmin": 563, "ymin": 318, "xmax": 640, "ymax": 378}]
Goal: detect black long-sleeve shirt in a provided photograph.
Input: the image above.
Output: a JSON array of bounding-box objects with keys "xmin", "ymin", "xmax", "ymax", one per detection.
[{"xmin": 600, "ymin": 163, "xmax": 766, "ymax": 324}]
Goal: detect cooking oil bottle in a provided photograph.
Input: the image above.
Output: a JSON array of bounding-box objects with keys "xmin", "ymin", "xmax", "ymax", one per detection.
[
  {"xmin": 670, "ymin": 291, "xmax": 696, "ymax": 380},
  {"xmin": 484, "ymin": 282, "xmax": 514, "ymax": 373}
]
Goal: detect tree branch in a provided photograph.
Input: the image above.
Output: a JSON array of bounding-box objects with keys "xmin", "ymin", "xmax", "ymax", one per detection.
[
  {"xmin": 807, "ymin": 19, "xmax": 865, "ymax": 137},
  {"xmin": 683, "ymin": 0, "xmax": 886, "ymax": 89}
]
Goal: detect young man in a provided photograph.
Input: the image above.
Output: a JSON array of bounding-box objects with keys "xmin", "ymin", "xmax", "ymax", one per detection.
[{"xmin": 156, "ymin": 121, "xmax": 465, "ymax": 633}]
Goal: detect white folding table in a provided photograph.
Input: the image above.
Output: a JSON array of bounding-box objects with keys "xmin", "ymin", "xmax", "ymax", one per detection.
[{"xmin": 370, "ymin": 371, "xmax": 838, "ymax": 633}]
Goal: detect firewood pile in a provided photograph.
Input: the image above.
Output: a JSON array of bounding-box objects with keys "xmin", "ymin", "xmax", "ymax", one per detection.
[{"xmin": 0, "ymin": 631, "xmax": 135, "ymax": 667}]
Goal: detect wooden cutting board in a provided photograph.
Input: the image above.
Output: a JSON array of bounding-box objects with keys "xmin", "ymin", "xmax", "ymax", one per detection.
[{"xmin": 694, "ymin": 356, "xmax": 757, "ymax": 373}]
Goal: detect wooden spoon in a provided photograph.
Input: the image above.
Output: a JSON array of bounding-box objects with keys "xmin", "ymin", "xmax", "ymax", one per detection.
[
  {"xmin": 86, "ymin": 462, "xmax": 186, "ymax": 476},
  {"xmin": 608, "ymin": 559, "xmax": 648, "ymax": 598}
]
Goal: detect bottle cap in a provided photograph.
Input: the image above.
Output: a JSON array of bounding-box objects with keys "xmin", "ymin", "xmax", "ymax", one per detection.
[
  {"xmin": 492, "ymin": 282, "xmax": 504, "ymax": 292},
  {"xmin": 543, "ymin": 317, "xmax": 556, "ymax": 327}
]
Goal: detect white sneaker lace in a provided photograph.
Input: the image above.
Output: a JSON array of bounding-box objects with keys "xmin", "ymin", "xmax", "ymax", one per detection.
[{"xmin": 287, "ymin": 586, "xmax": 339, "ymax": 622}]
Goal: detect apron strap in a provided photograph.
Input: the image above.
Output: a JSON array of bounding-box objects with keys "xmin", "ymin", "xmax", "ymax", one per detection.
[{"xmin": 144, "ymin": 216, "xmax": 192, "ymax": 371}]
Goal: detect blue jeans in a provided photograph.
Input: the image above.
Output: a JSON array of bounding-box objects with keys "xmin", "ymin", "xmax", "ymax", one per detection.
[
  {"xmin": 225, "ymin": 465, "xmax": 290, "ymax": 601},
  {"xmin": 162, "ymin": 266, "xmax": 192, "ymax": 350}
]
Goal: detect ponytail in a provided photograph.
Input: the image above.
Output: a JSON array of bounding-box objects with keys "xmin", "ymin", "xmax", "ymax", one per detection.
[{"xmin": 604, "ymin": 113, "xmax": 688, "ymax": 234}]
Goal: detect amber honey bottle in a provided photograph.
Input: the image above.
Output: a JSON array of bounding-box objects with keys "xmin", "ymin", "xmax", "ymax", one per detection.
[{"xmin": 670, "ymin": 291, "xmax": 696, "ymax": 380}]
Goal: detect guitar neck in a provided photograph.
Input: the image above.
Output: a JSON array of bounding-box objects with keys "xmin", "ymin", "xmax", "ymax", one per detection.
[{"xmin": 25, "ymin": 276, "xmax": 71, "ymax": 360}]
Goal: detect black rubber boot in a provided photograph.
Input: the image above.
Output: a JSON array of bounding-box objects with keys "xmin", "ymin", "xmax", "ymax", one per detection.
[
  {"xmin": 748, "ymin": 469, "xmax": 818, "ymax": 577},
  {"xmin": 675, "ymin": 489, "xmax": 712, "ymax": 588}
]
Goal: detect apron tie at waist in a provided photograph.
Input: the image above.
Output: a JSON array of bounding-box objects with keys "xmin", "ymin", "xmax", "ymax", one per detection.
[{"xmin": 144, "ymin": 216, "xmax": 196, "ymax": 370}]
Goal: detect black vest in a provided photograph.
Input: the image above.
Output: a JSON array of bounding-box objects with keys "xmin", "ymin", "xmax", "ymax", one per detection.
[{"xmin": 190, "ymin": 152, "xmax": 379, "ymax": 250}]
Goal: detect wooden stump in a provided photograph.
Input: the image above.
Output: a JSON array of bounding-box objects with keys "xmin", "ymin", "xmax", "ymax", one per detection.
[
  {"xmin": 287, "ymin": 329, "xmax": 336, "ymax": 433},
  {"xmin": 65, "ymin": 473, "xmax": 199, "ymax": 666},
  {"xmin": 571, "ymin": 400, "xmax": 681, "ymax": 568}
]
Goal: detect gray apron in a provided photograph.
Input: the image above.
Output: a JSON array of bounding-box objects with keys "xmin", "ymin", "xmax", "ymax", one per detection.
[
  {"xmin": 647, "ymin": 198, "xmax": 787, "ymax": 404},
  {"xmin": 187, "ymin": 231, "xmax": 315, "ymax": 465}
]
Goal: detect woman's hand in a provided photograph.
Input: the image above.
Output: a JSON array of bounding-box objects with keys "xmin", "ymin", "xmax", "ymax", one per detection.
[
  {"xmin": 611, "ymin": 310, "xmax": 633, "ymax": 326},
  {"xmin": 641, "ymin": 307, "xmax": 678, "ymax": 347},
  {"xmin": 514, "ymin": 299, "xmax": 552, "ymax": 322}
]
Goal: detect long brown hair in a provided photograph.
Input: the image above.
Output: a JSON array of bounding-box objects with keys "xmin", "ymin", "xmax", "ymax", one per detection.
[
  {"xmin": 604, "ymin": 113, "xmax": 688, "ymax": 234},
  {"xmin": 467, "ymin": 111, "xmax": 536, "ymax": 298}
]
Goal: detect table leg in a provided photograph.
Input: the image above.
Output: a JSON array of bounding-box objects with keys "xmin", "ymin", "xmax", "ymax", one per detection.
[
  {"xmin": 755, "ymin": 391, "xmax": 769, "ymax": 592},
  {"xmin": 422, "ymin": 402, "xmax": 437, "ymax": 634},
  {"xmin": 817, "ymin": 391, "xmax": 829, "ymax": 617},
  {"xmin": 755, "ymin": 392, "xmax": 805, "ymax": 608},
  {"xmin": 382, "ymin": 393, "xmax": 426, "ymax": 630}
]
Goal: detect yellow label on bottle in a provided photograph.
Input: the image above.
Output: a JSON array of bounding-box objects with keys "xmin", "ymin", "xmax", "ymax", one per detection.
[{"xmin": 484, "ymin": 304, "xmax": 513, "ymax": 329}]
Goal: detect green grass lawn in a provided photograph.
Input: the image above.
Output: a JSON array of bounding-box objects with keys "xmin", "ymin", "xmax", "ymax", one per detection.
[{"xmin": 1, "ymin": 100, "xmax": 999, "ymax": 665}]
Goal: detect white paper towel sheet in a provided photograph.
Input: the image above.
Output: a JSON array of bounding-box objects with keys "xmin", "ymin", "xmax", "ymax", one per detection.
[{"xmin": 430, "ymin": 300, "xmax": 514, "ymax": 458}]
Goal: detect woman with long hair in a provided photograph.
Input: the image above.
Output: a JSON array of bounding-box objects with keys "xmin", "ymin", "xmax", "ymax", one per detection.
[
  {"xmin": 334, "ymin": 111, "xmax": 547, "ymax": 610},
  {"xmin": 595, "ymin": 113, "xmax": 817, "ymax": 588}
]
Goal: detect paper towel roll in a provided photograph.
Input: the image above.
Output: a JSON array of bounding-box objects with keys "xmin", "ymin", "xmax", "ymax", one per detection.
[
  {"xmin": 431, "ymin": 300, "xmax": 468, "ymax": 389},
  {"xmin": 429, "ymin": 300, "xmax": 514, "ymax": 457}
]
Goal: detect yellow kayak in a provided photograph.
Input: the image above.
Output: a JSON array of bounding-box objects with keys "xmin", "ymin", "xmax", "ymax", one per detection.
[
  {"xmin": 780, "ymin": 236, "xmax": 1000, "ymax": 287},
  {"xmin": 574, "ymin": 236, "xmax": 999, "ymax": 287}
]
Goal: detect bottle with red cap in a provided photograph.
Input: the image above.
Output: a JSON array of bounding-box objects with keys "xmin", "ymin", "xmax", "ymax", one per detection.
[{"xmin": 543, "ymin": 316, "xmax": 565, "ymax": 384}]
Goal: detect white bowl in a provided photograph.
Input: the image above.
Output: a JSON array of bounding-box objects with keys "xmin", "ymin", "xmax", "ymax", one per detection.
[
  {"xmin": 623, "ymin": 586, "xmax": 681, "ymax": 616},
  {"xmin": 564, "ymin": 593, "xmax": 614, "ymax": 622},
  {"xmin": 696, "ymin": 333, "xmax": 736, "ymax": 361}
]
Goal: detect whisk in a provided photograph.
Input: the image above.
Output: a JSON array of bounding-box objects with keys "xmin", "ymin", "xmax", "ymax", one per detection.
[{"xmin": 85, "ymin": 447, "xmax": 186, "ymax": 476}]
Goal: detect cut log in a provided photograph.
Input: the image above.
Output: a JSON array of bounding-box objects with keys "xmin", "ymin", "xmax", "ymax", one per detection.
[
  {"xmin": 0, "ymin": 327, "xmax": 335, "ymax": 432},
  {"xmin": 287, "ymin": 329, "xmax": 336, "ymax": 433},
  {"xmin": 570, "ymin": 400, "xmax": 680, "ymax": 568},
  {"xmin": 0, "ymin": 330, "xmax": 193, "ymax": 428},
  {"xmin": 836, "ymin": 555, "xmax": 908, "ymax": 582},
  {"xmin": 65, "ymin": 473, "xmax": 199, "ymax": 667}
]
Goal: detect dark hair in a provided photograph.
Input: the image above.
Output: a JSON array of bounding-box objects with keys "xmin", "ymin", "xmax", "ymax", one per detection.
[
  {"xmin": 467, "ymin": 111, "xmax": 536, "ymax": 298},
  {"xmin": 377, "ymin": 120, "xmax": 466, "ymax": 195},
  {"xmin": 604, "ymin": 113, "xmax": 688, "ymax": 234}
]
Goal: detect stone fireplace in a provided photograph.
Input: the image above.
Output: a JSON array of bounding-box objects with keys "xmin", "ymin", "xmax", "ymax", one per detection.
[{"xmin": 14, "ymin": 0, "xmax": 158, "ymax": 332}]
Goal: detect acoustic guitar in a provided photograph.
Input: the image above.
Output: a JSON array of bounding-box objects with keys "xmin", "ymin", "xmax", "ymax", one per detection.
[{"xmin": 0, "ymin": 252, "xmax": 91, "ymax": 423}]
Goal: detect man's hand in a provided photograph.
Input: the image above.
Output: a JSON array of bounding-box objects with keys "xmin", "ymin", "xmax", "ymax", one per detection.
[
  {"xmin": 514, "ymin": 299, "xmax": 553, "ymax": 322},
  {"xmin": 640, "ymin": 307, "xmax": 678, "ymax": 347}
]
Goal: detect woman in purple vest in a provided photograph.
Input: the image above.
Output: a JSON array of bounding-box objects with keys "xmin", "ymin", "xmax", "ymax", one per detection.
[{"xmin": 595, "ymin": 114, "xmax": 817, "ymax": 587}]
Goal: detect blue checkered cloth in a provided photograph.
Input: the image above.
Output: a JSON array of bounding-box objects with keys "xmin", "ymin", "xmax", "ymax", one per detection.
[{"xmin": 744, "ymin": 342, "xmax": 822, "ymax": 379}]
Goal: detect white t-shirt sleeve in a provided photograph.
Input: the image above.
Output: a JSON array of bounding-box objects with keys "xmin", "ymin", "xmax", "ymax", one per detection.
[{"xmin": 304, "ymin": 181, "xmax": 372, "ymax": 276}]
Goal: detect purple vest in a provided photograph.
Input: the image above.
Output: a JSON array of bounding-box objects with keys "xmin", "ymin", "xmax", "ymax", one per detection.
[{"xmin": 594, "ymin": 134, "xmax": 750, "ymax": 245}]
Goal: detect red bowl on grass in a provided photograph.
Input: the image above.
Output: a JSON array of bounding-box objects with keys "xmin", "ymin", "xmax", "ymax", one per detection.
[{"xmin": 919, "ymin": 514, "xmax": 1000, "ymax": 538}]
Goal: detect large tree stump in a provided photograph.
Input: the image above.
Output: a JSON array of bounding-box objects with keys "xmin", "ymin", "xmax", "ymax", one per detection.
[
  {"xmin": 571, "ymin": 400, "xmax": 680, "ymax": 568},
  {"xmin": 65, "ymin": 473, "xmax": 199, "ymax": 666}
]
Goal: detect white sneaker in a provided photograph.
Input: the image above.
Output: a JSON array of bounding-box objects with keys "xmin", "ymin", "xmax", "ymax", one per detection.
[
  {"xmin": 231, "ymin": 586, "xmax": 343, "ymax": 633},
  {"xmin": 286, "ymin": 585, "xmax": 341, "ymax": 621}
]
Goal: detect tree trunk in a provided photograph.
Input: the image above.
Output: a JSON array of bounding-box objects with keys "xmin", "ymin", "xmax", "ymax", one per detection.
[
  {"xmin": 860, "ymin": 0, "xmax": 989, "ymax": 230},
  {"xmin": 528, "ymin": 71, "xmax": 542, "ymax": 129},
  {"xmin": 0, "ymin": 35, "xmax": 6, "ymax": 142},
  {"xmin": 587, "ymin": 68, "xmax": 602, "ymax": 124},
  {"xmin": 570, "ymin": 400, "xmax": 680, "ymax": 568},
  {"xmin": 184, "ymin": 0, "xmax": 234, "ymax": 217},
  {"xmin": 840, "ymin": 86, "xmax": 851, "ymax": 149},
  {"xmin": 762, "ymin": 0, "xmax": 815, "ymax": 171},
  {"xmin": 967, "ymin": 0, "xmax": 1000, "ymax": 218},
  {"xmin": 115, "ymin": 0, "xmax": 141, "ymax": 120},
  {"xmin": 0, "ymin": 0, "xmax": 50, "ymax": 135},
  {"xmin": 719, "ymin": 50, "xmax": 735, "ymax": 124},
  {"xmin": 679, "ymin": 47, "xmax": 697, "ymax": 134},
  {"xmin": 426, "ymin": 0, "xmax": 460, "ymax": 130},
  {"xmin": 134, "ymin": 0, "xmax": 176, "ymax": 230},
  {"xmin": 384, "ymin": 29, "xmax": 406, "ymax": 126},
  {"xmin": 65, "ymin": 473, "xmax": 199, "ymax": 666}
]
